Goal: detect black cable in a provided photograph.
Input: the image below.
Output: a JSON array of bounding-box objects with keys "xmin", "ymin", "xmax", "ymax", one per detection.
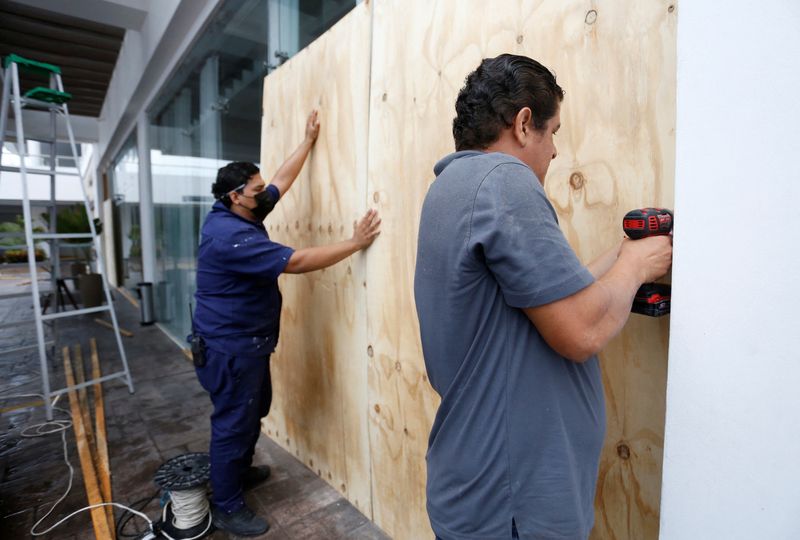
[{"xmin": 117, "ymin": 490, "xmax": 160, "ymax": 538}]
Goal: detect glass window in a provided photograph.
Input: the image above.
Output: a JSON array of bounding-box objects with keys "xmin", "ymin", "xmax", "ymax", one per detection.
[{"xmin": 267, "ymin": 0, "xmax": 357, "ymax": 70}]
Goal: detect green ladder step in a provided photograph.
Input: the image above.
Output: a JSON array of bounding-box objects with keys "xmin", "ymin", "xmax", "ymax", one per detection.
[
  {"xmin": 3, "ymin": 53, "xmax": 61, "ymax": 75},
  {"xmin": 24, "ymin": 87, "xmax": 72, "ymax": 104}
]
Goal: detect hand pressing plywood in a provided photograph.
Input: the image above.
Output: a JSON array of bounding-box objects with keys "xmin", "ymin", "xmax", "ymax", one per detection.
[
  {"xmin": 365, "ymin": 1, "xmax": 675, "ymax": 539},
  {"xmin": 259, "ymin": 3, "xmax": 372, "ymax": 518}
]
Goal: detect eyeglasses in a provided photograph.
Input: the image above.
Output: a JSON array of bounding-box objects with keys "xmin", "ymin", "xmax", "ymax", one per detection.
[{"xmin": 229, "ymin": 183, "xmax": 247, "ymax": 195}]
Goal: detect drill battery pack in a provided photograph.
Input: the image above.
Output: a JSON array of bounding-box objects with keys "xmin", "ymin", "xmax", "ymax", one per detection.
[{"xmin": 632, "ymin": 283, "xmax": 671, "ymax": 317}]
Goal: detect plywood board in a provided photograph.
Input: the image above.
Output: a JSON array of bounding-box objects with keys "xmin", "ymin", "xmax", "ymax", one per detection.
[
  {"xmin": 365, "ymin": 1, "xmax": 676, "ymax": 539},
  {"xmin": 259, "ymin": 3, "xmax": 373, "ymax": 517}
]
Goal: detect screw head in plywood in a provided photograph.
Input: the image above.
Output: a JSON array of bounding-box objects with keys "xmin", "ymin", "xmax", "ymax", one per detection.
[{"xmin": 616, "ymin": 443, "xmax": 631, "ymax": 460}]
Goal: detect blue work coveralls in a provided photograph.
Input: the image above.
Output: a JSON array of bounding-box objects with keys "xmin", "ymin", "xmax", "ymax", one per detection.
[{"xmin": 192, "ymin": 186, "xmax": 294, "ymax": 513}]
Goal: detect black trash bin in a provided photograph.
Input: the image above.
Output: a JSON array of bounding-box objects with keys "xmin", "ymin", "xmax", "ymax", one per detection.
[{"xmin": 136, "ymin": 282, "xmax": 155, "ymax": 326}]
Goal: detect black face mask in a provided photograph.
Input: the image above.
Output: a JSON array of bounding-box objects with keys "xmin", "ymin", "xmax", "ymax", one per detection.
[{"xmin": 239, "ymin": 190, "xmax": 275, "ymax": 222}]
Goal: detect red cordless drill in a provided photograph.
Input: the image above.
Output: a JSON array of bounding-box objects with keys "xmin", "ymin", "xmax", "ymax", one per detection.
[{"xmin": 622, "ymin": 208, "xmax": 673, "ymax": 317}]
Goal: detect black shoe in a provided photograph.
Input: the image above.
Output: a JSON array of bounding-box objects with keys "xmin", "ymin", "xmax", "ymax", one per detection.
[
  {"xmin": 212, "ymin": 505, "xmax": 270, "ymax": 536},
  {"xmin": 243, "ymin": 465, "xmax": 271, "ymax": 490}
]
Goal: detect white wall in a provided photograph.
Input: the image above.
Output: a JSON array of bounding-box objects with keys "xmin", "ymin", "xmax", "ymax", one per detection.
[{"xmin": 661, "ymin": 2, "xmax": 800, "ymax": 539}]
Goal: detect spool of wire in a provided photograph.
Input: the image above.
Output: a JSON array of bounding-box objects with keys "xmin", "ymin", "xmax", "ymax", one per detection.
[{"xmin": 153, "ymin": 453, "xmax": 213, "ymax": 540}]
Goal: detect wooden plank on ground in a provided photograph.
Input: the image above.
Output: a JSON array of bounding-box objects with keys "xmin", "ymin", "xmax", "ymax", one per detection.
[
  {"xmin": 91, "ymin": 338, "xmax": 115, "ymax": 540},
  {"xmin": 116, "ymin": 286, "xmax": 139, "ymax": 308},
  {"xmin": 0, "ymin": 400, "xmax": 44, "ymax": 413},
  {"xmin": 62, "ymin": 346, "xmax": 113, "ymax": 540},
  {"xmin": 72, "ymin": 344, "xmax": 97, "ymax": 459},
  {"xmin": 94, "ymin": 318, "xmax": 134, "ymax": 337}
]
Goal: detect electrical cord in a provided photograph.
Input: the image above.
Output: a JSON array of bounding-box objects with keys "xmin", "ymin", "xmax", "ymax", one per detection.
[
  {"xmin": 167, "ymin": 488, "xmax": 209, "ymax": 530},
  {"xmin": 0, "ymin": 393, "xmax": 156, "ymax": 537},
  {"xmin": 160, "ymin": 488, "xmax": 213, "ymax": 540},
  {"xmin": 117, "ymin": 490, "xmax": 159, "ymax": 538}
]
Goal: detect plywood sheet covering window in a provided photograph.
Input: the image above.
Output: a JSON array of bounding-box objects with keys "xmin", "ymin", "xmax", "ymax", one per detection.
[
  {"xmin": 261, "ymin": 0, "xmax": 676, "ymax": 539},
  {"xmin": 259, "ymin": 3, "xmax": 373, "ymax": 518},
  {"xmin": 365, "ymin": 1, "xmax": 676, "ymax": 539}
]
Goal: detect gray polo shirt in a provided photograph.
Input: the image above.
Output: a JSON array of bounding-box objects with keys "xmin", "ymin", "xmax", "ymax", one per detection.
[{"xmin": 414, "ymin": 151, "xmax": 605, "ymax": 540}]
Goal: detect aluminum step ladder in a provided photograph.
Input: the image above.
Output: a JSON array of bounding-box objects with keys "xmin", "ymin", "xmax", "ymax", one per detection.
[{"xmin": 0, "ymin": 54, "xmax": 134, "ymax": 419}]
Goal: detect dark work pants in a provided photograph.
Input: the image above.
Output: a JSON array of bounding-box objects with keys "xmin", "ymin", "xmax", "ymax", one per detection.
[{"xmin": 196, "ymin": 348, "xmax": 272, "ymax": 513}]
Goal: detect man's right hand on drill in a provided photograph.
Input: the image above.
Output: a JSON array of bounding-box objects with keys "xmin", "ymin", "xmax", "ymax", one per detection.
[{"xmin": 619, "ymin": 235, "xmax": 673, "ymax": 284}]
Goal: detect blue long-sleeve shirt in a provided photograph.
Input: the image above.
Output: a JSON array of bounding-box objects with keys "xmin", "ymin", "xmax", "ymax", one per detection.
[{"xmin": 193, "ymin": 186, "xmax": 294, "ymax": 356}]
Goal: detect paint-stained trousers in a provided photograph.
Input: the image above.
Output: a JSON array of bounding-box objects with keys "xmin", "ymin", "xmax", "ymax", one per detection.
[{"xmin": 196, "ymin": 348, "xmax": 272, "ymax": 513}]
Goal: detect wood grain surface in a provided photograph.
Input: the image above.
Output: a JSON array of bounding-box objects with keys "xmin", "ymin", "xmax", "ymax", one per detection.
[{"xmin": 261, "ymin": 1, "xmax": 676, "ymax": 538}]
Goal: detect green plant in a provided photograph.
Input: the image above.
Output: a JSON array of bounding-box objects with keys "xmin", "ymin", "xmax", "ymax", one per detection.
[
  {"xmin": 42, "ymin": 204, "xmax": 87, "ymax": 243},
  {"xmin": 3, "ymin": 248, "xmax": 46, "ymax": 263},
  {"xmin": 40, "ymin": 205, "xmax": 102, "ymax": 263},
  {"xmin": 0, "ymin": 219, "xmax": 22, "ymax": 248},
  {"xmin": 0, "ymin": 215, "xmax": 45, "ymax": 247},
  {"xmin": 128, "ymin": 224, "xmax": 141, "ymax": 259}
]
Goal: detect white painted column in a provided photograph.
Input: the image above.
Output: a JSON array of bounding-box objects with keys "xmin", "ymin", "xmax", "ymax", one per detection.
[
  {"xmin": 136, "ymin": 113, "xmax": 156, "ymax": 283},
  {"xmin": 660, "ymin": 2, "xmax": 800, "ymax": 539}
]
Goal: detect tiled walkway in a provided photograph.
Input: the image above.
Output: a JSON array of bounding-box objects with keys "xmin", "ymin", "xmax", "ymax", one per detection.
[{"xmin": 0, "ymin": 271, "xmax": 389, "ymax": 539}]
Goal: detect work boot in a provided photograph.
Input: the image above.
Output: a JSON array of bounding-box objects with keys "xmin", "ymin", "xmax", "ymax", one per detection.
[
  {"xmin": 244, "ymin": 464, "xmax": 271, "ymax": 490},
  {"xmin": 212, "ymin": 504, "xmax": 270, "ymax": 536}
]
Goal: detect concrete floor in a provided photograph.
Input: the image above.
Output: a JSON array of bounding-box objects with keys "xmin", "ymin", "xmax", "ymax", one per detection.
[{"xmin": 0, "ymin": 271, "xmax": 390, "ymax": 539}]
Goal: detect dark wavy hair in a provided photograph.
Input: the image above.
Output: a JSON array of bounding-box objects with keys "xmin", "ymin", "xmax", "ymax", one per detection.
[
  {"xmin": 212, "ymin": 161, "xmax": 260, "ymax": 207},
  {"xmin": 452, "ymin": 54, "xmax": 564, "ymax": 151}
]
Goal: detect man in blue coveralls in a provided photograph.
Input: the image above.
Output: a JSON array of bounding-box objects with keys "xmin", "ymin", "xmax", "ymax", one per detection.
[
  {"xmin": 192, "ymin": 111, "xmax": 381, "ymax": 536},
  {"xmin": 414, "ymin": 55, "xmax": 672, "ymax": 539}
]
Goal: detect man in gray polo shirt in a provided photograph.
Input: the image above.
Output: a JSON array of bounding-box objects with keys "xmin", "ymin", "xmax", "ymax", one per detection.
[{"xmin": 414, "ymin": 54, "xmax": 673, "ymax": 540}]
